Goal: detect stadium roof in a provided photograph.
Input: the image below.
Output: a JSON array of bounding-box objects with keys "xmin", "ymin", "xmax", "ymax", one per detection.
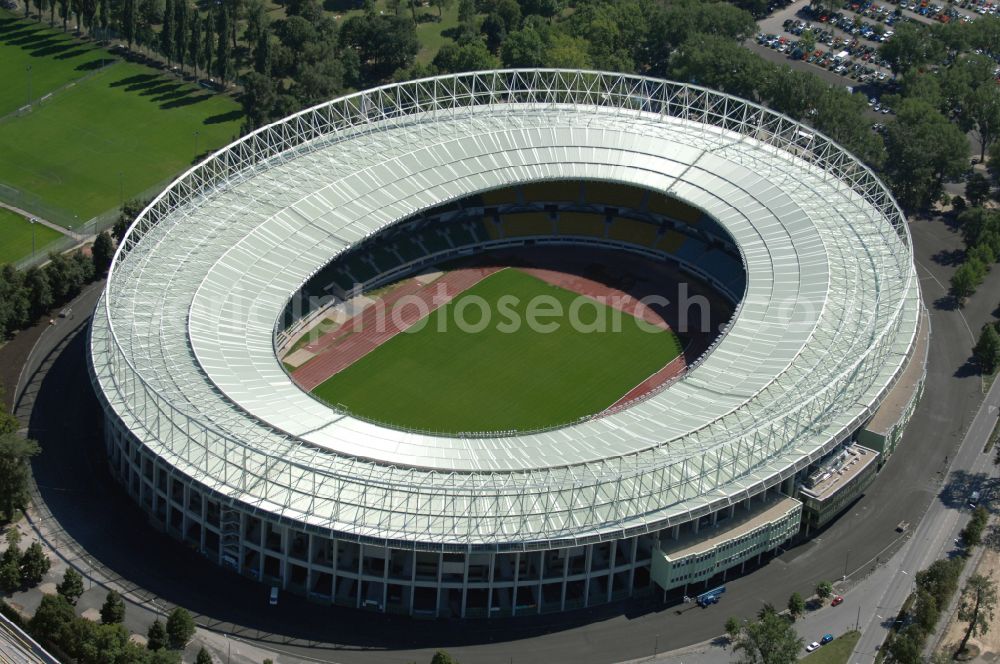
[{"xmin": 90, "ymin": 71, "xmax": 921, "ymax": 548}]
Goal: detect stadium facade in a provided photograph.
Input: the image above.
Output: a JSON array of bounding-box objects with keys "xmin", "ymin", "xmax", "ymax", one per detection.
[{"xmin": 88, "ymin": 71, "xmax": 925, "ymax": 618}]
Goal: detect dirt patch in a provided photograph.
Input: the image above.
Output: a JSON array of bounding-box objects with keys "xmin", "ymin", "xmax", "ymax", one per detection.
[{"xmin": 937, "ymin": 547, "xmax": 1000, "ymax": 661}]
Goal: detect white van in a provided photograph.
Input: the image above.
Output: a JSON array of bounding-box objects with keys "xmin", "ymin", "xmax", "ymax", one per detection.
[{"xmin": 269, "ymin": 587, "xmax": 279, "ymax": 605}]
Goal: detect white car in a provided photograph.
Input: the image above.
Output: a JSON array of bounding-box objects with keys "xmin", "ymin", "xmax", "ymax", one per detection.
[{"xmin": 806, "ymin": 642, "xmax": 821, "ymax": 652}]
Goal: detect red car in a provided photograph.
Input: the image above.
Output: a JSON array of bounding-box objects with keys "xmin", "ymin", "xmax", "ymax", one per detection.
[{"xmin": 831, "ymin": 595, "xmax": 845, "ymax": 606}]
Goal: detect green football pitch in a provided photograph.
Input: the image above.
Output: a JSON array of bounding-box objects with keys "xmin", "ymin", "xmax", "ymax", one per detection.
[
  {"xmin": 0, "ymin": 207, "xmax": 63, "ymax": 266},
  {"xmin": 0, "ymin": 15, "xmax": 110, "ymax": 118},
  {"xmin": 312, "ymin": 269, "xmax": 683, "ymax": 433},
  {"xmin": 0, "ymin": 13, "xmax": 243, "ymax": 226}
]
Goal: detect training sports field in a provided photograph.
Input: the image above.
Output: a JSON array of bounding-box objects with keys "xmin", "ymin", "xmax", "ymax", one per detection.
[
  {"xmin": 0, "ymin": 208, "xmax": 62, "ymax": 266},
  {"xmin": 312, "ymin": 269, "xmax": 683, "ymax": 433},
  {"xmin": 0, "ymin": 13, "xmax": 243, "ymax": 227}
]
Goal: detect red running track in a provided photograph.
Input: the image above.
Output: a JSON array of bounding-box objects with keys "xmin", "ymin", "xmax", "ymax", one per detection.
[{"xmin": 291, "ymin": 267, "xmax": 501, "ymax": 391}]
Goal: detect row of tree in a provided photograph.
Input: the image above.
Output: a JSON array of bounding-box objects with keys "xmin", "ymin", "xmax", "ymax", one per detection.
[
  {"xmin": 0, "ymin": 529, "xmax": 50, "ymax": 593},
  {"xmin": 951, "ymin": 206, "xmax": 1000, "ymax": 303},
  {"xmin": 0, "ymin": 232, "xmax": 113, "ymax": 341},
  {"xmin": 887, "ymin": 516, "xmax": 997, "ymax": 662}
]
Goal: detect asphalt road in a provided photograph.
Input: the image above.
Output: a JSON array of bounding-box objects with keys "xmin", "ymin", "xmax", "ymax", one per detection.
[{"xmin": 7, "ymin": 208, "xmax": 1000, "ymax": 664}]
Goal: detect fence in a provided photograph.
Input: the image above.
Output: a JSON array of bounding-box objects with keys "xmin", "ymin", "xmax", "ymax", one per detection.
[{"xmin": 1, "ymin": 176, "xmax": 176, "ymax": 270}]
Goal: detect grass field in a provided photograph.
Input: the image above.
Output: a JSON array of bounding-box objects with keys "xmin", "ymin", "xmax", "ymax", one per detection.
[
  {"xmin": 312, "ymin": 269, "xmax": 682, "ymax": 432},
  {"xmin": 801, "ymin": 631, "xmax": 861, "ymax": 664},
  {"xmin": 0, "ymin": 207, "xmax": 63, "ymax": 265},
  {"xmin": 0, "ymin": 15, "xmax": 112, "ymax": 118},
  {"xmin": 0, "ymin": 14, "xmax": 243, "ymax": 226}
]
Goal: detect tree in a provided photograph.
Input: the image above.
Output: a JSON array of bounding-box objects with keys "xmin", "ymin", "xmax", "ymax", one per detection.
[
  {"xmin": 20, "ymin": 542, "xmax": 50, "ymax": 586},
  {"xmin": 957, "ymin": 574, "xmax": 997, "ymax": 655},
  {"xmin": 58, "ymin": 0, "xmax": 68, "ymax": 31},
  {"xmin": 967, "ymin": 83, "xmax": 1000, "ymax": 163},
  {"xmin": 214, "ymin": 5, "xmax": 232, "ymax": 84},
  {"xmin": 732, "ymin": 609, "xmax": 803, "ymax": 664},
  {"xmin": 202, "ymin": 9, "xmax": 214, "ymax": 77},
  {"xmin": 189, "ymin": 12, "xmax": 202, "ymax": 75},
  {"xmin": 240, "ymin": 72, "xmax": 276, "ymax": 131},
  {"xmin": 962, "ymin": 505, "xmax": 990, "ymax": 545},
  {"xmin": 174, "ymin": 0, "xmax": 188, "ymax": 74},
  {"xmin": 889, "ymin": 624, "xmax": 924, "ymax": 664},
  {"xmin": 196, "ymin": 647, "xmax": 213, "ymax": 664},
  {"xmin": 457, "ymin": 0, "xmax": 473, "ymax": 23},
  {"xmin": 816, "ymin": 580, "xmax": 833, "ymax": 602},
  {"xmin": 974, "ymin": 324, "xmax": 1000, "ymax": 373},
  {"xmin": 147, "ymin": 619, "xmax": 168, "ymax": 651},
  {"xmin": 121, "ymin": 0, "xmax": 136, "ymax": 48},
  {"xmin": 23, "ymin": 266, "xmax": 52, "ymax": 320},
  {"xmin": 952, "ymin": 260, "xmax": 983, "ymax": 300},
  {"xmin": 165, "ymin": 607, "xmax": 195, "ymax": 649},
  {"xmin": 29, "ymin": 594, "xmax": 75, "ymax": 645},
  {"xmin": 0, "ymin": 433, "xmax": 40, "ymax": 521},
  {"xmin": 0, "ymin": 558, "xmax": 21, "ymax": 592},
  {"xmin": 884, "ymin": 99, "xmax": 970, "ymax": 211},
  {"xmin": 879, "ymin": 21, "xmax": 942, "ymax": 76},
  {"xmin": 429, "ymin": 0, "xmax": 452, "ymax": 19},
  {"xmin": 989, "ymin": 140, "xmax": 1000, "ymax": 191},
  {"xmin": 430, "ymin": 652, "xmax": 457, "ymax": 664},
  {"xmin": 160, "ymin": 0, "xmax": 175, "ymax": 65},
  {"xmin": 913, "ymin": 588, "xmax": 940, "ymax": 633},
  {"xmin": 967, "ymin": 173, "xmax": 992, "ymax": 208},
  {"xmin": 787, "ymin": 592, "xmax": 805, "ymax": 620},
  {"xmin": 91, "ymin": 231, "xmax": 114, "ymax": 275},
  {"xmin": 56, "ymin": 567, "xmax": 85, "ymax": 605},
  {"xmin": 100, "ymin": 589, "xmax": 126, "ymax": 624},
  {"xmin": 433, "ymin": 39, "xmax": 499, "ymax": 72},
  {"xmin": 725, "ymin": 616, "xmax": 741, "ymax": 643}
]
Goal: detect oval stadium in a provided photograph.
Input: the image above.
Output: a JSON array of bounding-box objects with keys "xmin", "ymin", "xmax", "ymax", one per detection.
[{"xmin": 88, "ymin": 70, "xmax": 927, "ymax": 619}]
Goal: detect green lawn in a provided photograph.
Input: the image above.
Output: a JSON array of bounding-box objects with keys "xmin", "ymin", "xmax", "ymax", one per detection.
[
  {"xmin": 312, "ymin": 268, "xmax": 682, "ymax": 432},
  {"xmin": 0, "ymin": 13, "xmax": 111, "ymax": 118},
  {"xmin": 0, "ymin": 207, "xmax": 63, "ymax": 266},
  {"xmin": 0, "ymin": 22, "xmax": 243, "ymax": 227},
  {"xmin": 800, "ymin": 631, "xmax": 861, "ymax": 664}
]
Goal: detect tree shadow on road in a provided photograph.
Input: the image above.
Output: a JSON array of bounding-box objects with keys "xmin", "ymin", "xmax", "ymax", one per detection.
[
  {"xmin": 932, "ymin": 248, "xmax": 966, "ymax": 267},
  {"xmin": 938, "ymin": 469, "xmax": 998, "ymax": 514}
]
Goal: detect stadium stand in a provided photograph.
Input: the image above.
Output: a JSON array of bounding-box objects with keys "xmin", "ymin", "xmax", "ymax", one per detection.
[
  {"xmin": 582, "ymin": 181, "xmax": 645, "ymax": 210},
  {"xmin": 647, "ymin": 194, "xmax": 703, "ymax": 225},
  {"xmin": 501, "ymin": 212, "xmax": 554, "ymax": 237},
  {"xmin": 608, "ymin": 217, "xmax": 659, "ymax": 248},
  {"xmin": 556, "ymin": 211, "xmax": 609, "ymax": 238}
]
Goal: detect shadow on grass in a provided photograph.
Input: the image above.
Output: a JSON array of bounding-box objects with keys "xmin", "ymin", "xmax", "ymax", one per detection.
[
  {"xmin": 74, "ymin": 57, "xmax": 109, "ymax": 71},
  {"xmin": 160, "ymin": 93, "xmax": 212, "ymax": 109},
  {"xmin": 109, "ymin": 72, "xmax": 159, "ymax": 88},
  {"xmin": 203, "ymin": 108, "xmax": 243, "ymax": 124},
  {"xmin": 53, "ymin": 46, "xmax": 96, "ymax": 60}
]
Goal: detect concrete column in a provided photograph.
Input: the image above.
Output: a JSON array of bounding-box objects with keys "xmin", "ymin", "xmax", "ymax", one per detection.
[
  {"xmin": 627, "ymin": 537, "xmax": 638, "ymax": 594},
  {"xmin": 487, "ymin": 553, "xmax": 496, "ymax": 617},
  {"xmin": 435, "ymin": 552, "xmax": 443, "ymax": 618},
  {"xmin": 672, "ymin": 525, "xmax": 680, "ymax": 539},
  {"xmin": 461, "ymin": 552, "xmax": 470, "ymax": 618},
  {"xmin": 606, "ymin": 543, "xmax": 617, "ymax": 603},
  {"xmin": 560, "ymin": 552, "xmax": 569, "ymax": 611},
  {"xmin": 583, "ymin": 545, "xmax": 593, "ymax": 607},
  {"xmin": 511, "ymin": 552, "xmax": 521, "ymax": 616}
]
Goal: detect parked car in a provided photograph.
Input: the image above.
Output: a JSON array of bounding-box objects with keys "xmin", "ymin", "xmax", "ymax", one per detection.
[
  {"xmin": 821, "ymin": 634, "xmax": 835, "ymax": 644},
  {"xmin": 806, "ymin": 641, "xmax": 821, "ymax": 652},
  {"xmin": 831, "ymin": 595, "xmax": 845, "ymax": 606}
]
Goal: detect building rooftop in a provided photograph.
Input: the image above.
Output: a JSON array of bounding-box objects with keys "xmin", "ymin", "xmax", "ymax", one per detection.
[
  {"xmin": 659, "ymin": 495, "xmax": 802, "ymax": 560},
  {"xmin": 799, "ymin": 445, "xmax": 879, "ymax": 502},
  {"xmin": 90, "ymin": 71, "xmax": 920, "ymax": 546},
  {"xmin": 865, "ymin": 307, "xmax": 929, "ymax": 436}
]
